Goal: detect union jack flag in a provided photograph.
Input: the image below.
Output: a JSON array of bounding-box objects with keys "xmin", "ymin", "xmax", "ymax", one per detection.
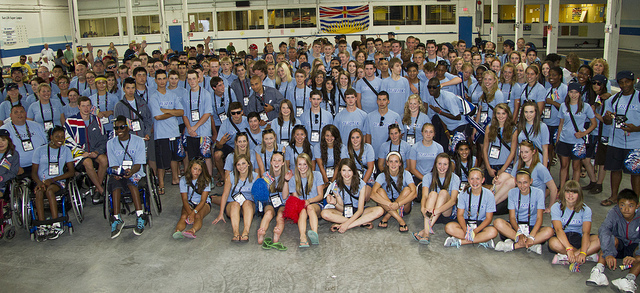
[{"xmin": 319, "ymin": 5, "xmax": 369, "ymax": 34}]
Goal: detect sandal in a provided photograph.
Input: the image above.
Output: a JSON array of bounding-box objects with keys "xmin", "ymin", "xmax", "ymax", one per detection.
[
  {"xmin": 360, "ymin": 222, "xmax": 373, "ymax": 230},
  {"xmin": 216, "ymin": 179, "xmax": 224, "ymax": 187},
  {"xmin": 330, "ymin": 224, "xmax": 340, "ymax": 232},
  {"xmin": 298, "ymin": 240, "xmax": 310, "ymax": 248},
  {"xmin": 377, "ymin": 221, "xmax": 388, "ymax": 229},
  {"xmin": 307, "ymin": 230, "xmax": 319, "ymax": 245},
  {"xmin": 399, "ymin": 224, "xmax": 409, "ymax": 233},
  {"xmin": 240, "ymin": 234, "xmax": 249, "ymax": 242},
  {"xmin": 172, "ymin": 231, "xmax": 184, "ymax": 239},
  {"xmin": 601, "ymin": 198, "xmax": 616, "ymax": 206},
  {"xmin": 232, "ymin": 235, "xmax": 241, "ymax": 242},
  {"xmin": 271, "ymin": 242, "xmax": 288, "ymax": 251},
  {"xmin": 261, "ymin": 237, "xmax": 273, "ymax": 250},
  {"xmin": 412, "ymin": 232, "xmax": 430, "ymax": 245},
  {"xmin": 182, "ymin": 230, "xmax": 196, "ymax": 239},
  {"xmin": 158, "ymin": 187, "xmax": 165, "ymax": 195}
]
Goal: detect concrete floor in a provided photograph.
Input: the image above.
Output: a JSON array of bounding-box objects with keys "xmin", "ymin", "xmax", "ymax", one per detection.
[{"xmin": 0, "ymin": 160, "xmax": 635, "ymax": 293}]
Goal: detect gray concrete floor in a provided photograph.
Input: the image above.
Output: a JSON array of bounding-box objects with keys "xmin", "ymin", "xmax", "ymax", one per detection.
[{"xmin": 0, "ymin": 160, "xmax": 635, "ymax": 293}]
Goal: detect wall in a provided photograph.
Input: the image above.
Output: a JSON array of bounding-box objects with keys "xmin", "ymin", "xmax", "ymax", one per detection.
[
  {"xmin": 620, "ymin": 0, "xmax": 640, "ymax": 52},
  {"xmin": 0, "ymin": 0, "xmax": 72, "ymax": 65}
]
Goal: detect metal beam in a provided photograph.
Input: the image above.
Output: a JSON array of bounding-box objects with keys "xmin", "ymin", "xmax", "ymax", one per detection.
[
  {"xmin": 515, "ymin": 0, "xmax": 524, "ymax": 51},
  {"xmin": 491, "ymin": 0, "xmax": 498, "ymax": 45},
  {"xmin": 546, "ymin": 0, "xmax": 559, "ymax": 54},
  {"xmin": 603, "ymin": 0, "xmax": 621, "ymax": 79}
]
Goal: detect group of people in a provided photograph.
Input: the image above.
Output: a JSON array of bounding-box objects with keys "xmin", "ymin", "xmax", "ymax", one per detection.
[{"xmin": 1, "ymin": 33, "xmax": 639, "ymax": 292}]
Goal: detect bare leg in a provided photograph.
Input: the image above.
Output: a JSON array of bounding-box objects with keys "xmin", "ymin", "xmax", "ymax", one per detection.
[{"xmin": 273, "ymin": 208, "xmax": 285, "ymax": 243}]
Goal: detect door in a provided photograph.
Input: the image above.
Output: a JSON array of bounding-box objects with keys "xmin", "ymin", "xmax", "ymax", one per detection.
[
  {"xmin": 458, "ymin": 16, "xmax": 472, "ymax": 46},
  {"xmin": 168, "ymin": 25, "xmax": 183, "ymax": 52}
]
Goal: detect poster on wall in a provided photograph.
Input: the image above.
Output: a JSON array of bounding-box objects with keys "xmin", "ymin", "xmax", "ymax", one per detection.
[
  {"xmin": 571, "ymin": 8, "xmax": 582, "ymax": 21},
  {"xmin": 1, "ymin": 15, "xmax": 29, "ymax": 48},
  {"xmin": 319, "ymin": 6, "xmax": 369, "ymax": 34}
]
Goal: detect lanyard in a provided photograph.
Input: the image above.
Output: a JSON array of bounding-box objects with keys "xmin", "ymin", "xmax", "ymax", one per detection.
[
  {"xmin": 338, "ymin": 88, "xmax": 346, "ymax": 106},
  {"xmin": 97, "ymin": 93, "xmax": 108, "ymax": 111},
  {"xmin": 343, "ymin": 184, "xmax": 359, "ymax": 205},
  {"xmin": 47, "ymin": 145, "xmax": 62, "ymax": 166},
  {"xmin": 294, "ymin": 86, "xmax": 307, "ymax": 109},
  {"xmin": 517, "ymin": 188, "xmax": 532, "ymax": 224},
  {"xmin": 310, "ymin": 109, "xmax": 322, "ymax": 132},
  {"xmin": 12, "ymin": 122, "xmax": 32, "ymax": 142},
  {"xmin": 244, "ymin": 128, "xmax": 259, "ymax": 146},
  {"xmin": 523, "ymin": 83, "xmax": 535, "ymax": 101},
  {"xmin": 56, "ymin": 93, "xmax": 67, "ymax": 106},
  {"xmin": 467, "ymin": 189, "xmax": 484, "ymax": 221},
  {"xmin": 231, "ymin": 178, "xmax": 248, "ymax": 195},
  {"xmin": 436, "ymin": 176, "xmax": 446, "ymax": 191},
  {"xmin": 300, "ymin": 179, "xmax": 308, "ymax": 200},
  {"xmin": 279, "ymin": 121, "xmax": 291, "ymax": 141},
  {"xmin": 240, "ymin": 78, "xmax": 249, "ymax": 97},
  {"xmin": 612, "ymin": 90, "xmax": 638, "ymax": 144},
  {"xmin": 118, "ymin": 138, "xmax": 133, "ymax": 161},
  {"xmin": 39, "ymin": 101, "xmax": 54, "ymax": 122},
  {"xmin": 262, "ymin": 150, "xmax": 272, "ymax": 172},
  {"xmin": 187, "ymin": 180, "xmax": 200, "ymax": 204},
  {"xmin": 460, "ymin": 160, "xmax": 469, "ymax": 179},
  {"xmin": 189, "ymin": 88, "xmax": 201, "ymax": 111},
  {"xmin": 136, "ymin": 88, "xmax": 148, "ymax": 102},
  {"xmin": 389, "ymin": 140, "xmax": 402, "ymax": 153},
  {"xmin": 409, "ymin": 112, "xmax": 420, "ymax": 135}
]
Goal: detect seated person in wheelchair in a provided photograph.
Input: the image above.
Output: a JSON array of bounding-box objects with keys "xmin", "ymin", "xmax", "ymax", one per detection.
[
  {"xmin": 107, "ymin": 115, "xmax": 147, "ymax": 239},
  {"xmin": 0, "ymin": 105, "xmax": 48, "ymax": 176},
  {"xmin": 64, "ymin": 96, "xmax": 109, "ymax": 204},
  {"xmin": 31, "ymin": 126, "xmax": 75, "ymax": 241},
  {"xmin": 0, "ymin": 129, "xmax": 21, "ymax": 203}
]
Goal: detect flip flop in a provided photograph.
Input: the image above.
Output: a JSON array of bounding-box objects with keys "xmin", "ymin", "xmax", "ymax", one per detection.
[
  {"xmin": 601, "ymin": 198, "xmax": 616, "ymax": 206},
  {"xmin": 232, "ymin": 235, "xmax": 241, "ymax": 242},
  {"xmin": 412, "ymin": 232, "xmax": 430, "ymax": 245},
  {"xmin": 182, "ymin": 230, "xmax": 196, "ymax": 239},
  {"xmin": 271, "ymin": 242, "xmax": 287, "ymax": 251},
  {"xmin": 330, "ymin": 224, "xmax": 340, "ymax": 232},
  {"xmin": 240, "ymin": 234, "xmax": 249, "ymax": 242},
  {"xmin": 399, "ymin": 224, "xmax": 409, "ymax": 233},
  {"xmin": 377, "ymin": 221, "xmax": 388, "ymax": 229},
  {"xmin": 261, "ymin": 237, "xmax": 273, "ymax": 250},
  {"xmin": 158, "ymin": 187, "xmax": 165, "ymax": 195},
  {"xmin": 172, "ymin": 231, "xmax": 184, "ymax": 239},
  {"xmin": 298, "ymin": 240, "xmax": 310, "ymax": 248},
  {"xmin": 216, "ymin": 179, "xmax": 224, "ymax": 187},
  {"xmin": 307, "ymin": 230, "xmax": 319, "ymax": 245},
  {"xmin": 360, "ymin": 223, "xmax": 373, "ymax": 230}
]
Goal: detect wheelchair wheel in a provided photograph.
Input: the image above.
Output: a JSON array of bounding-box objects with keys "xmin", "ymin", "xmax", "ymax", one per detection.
[
  {"xmin": 3, "ymin": 225, "xmax": 16, "ymax": 241},
  {"xmin": 21, "ymin": 188, "xmax": 31, "ymax": 231},
  {"xmin": 9, "ymin": 182, "xmax": 23, "ymax": 228},
  {"xmin": 146, "ymin": 165, "xmax": 162, "ymax": 215},
  {"xmin": 69, "ymin": 181, "xmax": 84, "ymax": 224}
]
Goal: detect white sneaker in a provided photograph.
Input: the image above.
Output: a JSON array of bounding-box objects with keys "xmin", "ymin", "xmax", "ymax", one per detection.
[
  {"xmin": 552, "ymin": 253, "xmax": 569, "ymax": 265},
  {"xmin": 612, "ymin": 277, "xmax": 637, "ymax": 293},
  {"xmin": 444, "ymin": 236, "xmax": 461, "ymax": 248},
  {"xmin": 585, "ymin": 267, "xmax": 609, "ymax": 287},
  {"xmin": 586, "ymin": 253, "xmax": 599, "ymax": 262},
  {"xmin": 478, "ymin": 239, "xmax": 495, "ymax": 249},
  {"xmin": 527, "ymin": 244, "xmax": 542, "ymax": 255},
  {"xmin": 324, "ymin": 204, "xmax": 335, "ymax": 210},
  {"xmin": 495, "ymin": 239, "xmax": 515, "ymax": 252}
]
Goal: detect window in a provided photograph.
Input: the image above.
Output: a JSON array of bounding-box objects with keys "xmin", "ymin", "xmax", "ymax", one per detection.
[
  {"xmin": 268, "ymin": 8, "xmax": 316, "ymax": 29},
  {"xmin": 79, "ymin": 18, "xmax": 120, "ymax": 38},
  {"xmin": 373, "ymin": 5, "xmax": 421, "ymax": 26},
  {"xmin": 425, "ymin": 5, "xmax": 456, "ymax": 25},
  {"xmin": 189, "ymin": 12, "xmax": 213, "ymax": 32},
  {"xmin": 134, "ymin": 15, "xmax": 160, "ymax": 35},
  {"xmin": 558, "ymin": 4, "xmax": 606, "ymax": 24},
  {"xmin": 217, "ymin": 10, "xmax": 264, "ymax": 31}
]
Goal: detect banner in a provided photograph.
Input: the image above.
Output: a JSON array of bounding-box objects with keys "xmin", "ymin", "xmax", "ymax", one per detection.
[{"xmin": 319, "ymin": 5, "xmax": 369, "ymax": 34}]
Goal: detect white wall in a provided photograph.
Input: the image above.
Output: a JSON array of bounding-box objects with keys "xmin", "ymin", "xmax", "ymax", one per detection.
[{"xmin": 619, "ymin": 0, "xmax": 640, "ymax": 52}]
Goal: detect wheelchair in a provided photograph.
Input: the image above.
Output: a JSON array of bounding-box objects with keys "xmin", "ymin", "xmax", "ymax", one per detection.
[{"xmin": 103, "ymin": 165, "xmax": 161, "ymax": 228}]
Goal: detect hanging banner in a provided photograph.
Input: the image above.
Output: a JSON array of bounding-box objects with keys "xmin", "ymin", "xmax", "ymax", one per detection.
[{"xmin": 319, "ymin": 5, "xmax": 369, "ymax": 34}]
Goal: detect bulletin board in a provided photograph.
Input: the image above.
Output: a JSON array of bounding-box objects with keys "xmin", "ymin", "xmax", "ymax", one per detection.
[{"xmin": 0, "ymin": 15, "xmax": 30, "ymax": 48}]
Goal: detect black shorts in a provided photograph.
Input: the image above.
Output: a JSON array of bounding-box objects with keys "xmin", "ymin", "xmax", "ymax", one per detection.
[
  {"xmin": 185, "ymin": 136, "xmax": 212, "ymax": 159},
  {"xmin": 547, "ymin": 125, "xmax": 559, "ymax": 146},
  {"xmin": 215, "ymin": 143, "xmax": 234, "ymax": 163},
  {"xmin": 594, "ymin": 141, "xmax": 608, "ymax": 165},
  {"xmin": 179, "ymin": 123, "xmax": 186, "ymax": 134},
  {"xmin": 108, "ymin": 176, "xmax": 137, "ymax": 193},
  {"xmin": 556, "ymin": 141, "xmax": 591, "ymax": 160},
  {"xmin": 605, "ymin": 146, "xmax": 633, "ymax": 173},
  {"xmin": 146, "ymin": 139, "xmax": 155, "ymax": 162},
  {"xmin": 155, "ymin": 138, "xmax": 181, "ymax": 169},
  {"xmin": 615, "ymin": 240, "xmax": 639, "ymax": 259},
  {"xmin": 548, "ymin": 232, "xmax": 587, "ymax": 253}
]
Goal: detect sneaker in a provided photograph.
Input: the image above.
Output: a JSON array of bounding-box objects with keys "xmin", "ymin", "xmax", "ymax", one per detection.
[
  {"xmin": 36, "ymin": 225, "xmax": 48, "ymax": 242},
  {"xmin": 552, "ymin": 253, "xmax": 570, "ymax": 265},
  {"xmin": 110, "ymin": 218, "xmax": 125, "ymax": 239},
  {"xmin": 527, "ymin": 244, "xmax": 542, "ymax": 255},
  {"xmin": 478, "ymin": 239, "xmax": 495, "ymax": 249},
  {"xmin": 582, "ymin": 182, "xmax": 596, "ymax": 190},
  {"xmin": 586, "ymin": 253, "xmax": 599, "ymax": 262},
  {"xmin": 612, "ymin": 277, "xmax": 638, "ymax": 293},
  {"xmin": 133, "ymin": 215, "xmax": 145, "ymax": 236},
  {"xmin": 324, "ymin": 204, "xmax": 335, "ymax": 210},
  {"xmin": 495, "ymin": 239, "xmax": 515, "ymax": 252},
  {"xmin": 590, "ymin": 184, "xmax": 603, "ymax": 194},
  {"xmin": 444, "ymin": 236, "xmax": 461, "ymax": 248},
  {"xmin": 586, "ymin": 267, "xmax": 609, "ymax": 287},
  {"xmin": 47, "ymin": 223, "xmax": 64, "ymax": 240},
  {"xmin": 92, "ymin": 192, "xmax": 104, "ymax": 205}
]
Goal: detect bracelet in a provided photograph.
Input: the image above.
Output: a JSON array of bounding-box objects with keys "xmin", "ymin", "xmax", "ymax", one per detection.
[
  {"xmin": 566, "ymin": 247, "xmax": 574, "ymax": 251},
  {"xmin": 193, "ymin": 209, "xmax": 198, "ymax": 214},
  {"xmin": 580, "ymin": 251, "xmax": 587, "ymax": 255}
]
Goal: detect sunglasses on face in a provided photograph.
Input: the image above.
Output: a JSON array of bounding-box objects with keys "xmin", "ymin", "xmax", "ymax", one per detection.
[
  {"xmin": 107, "ymin": 65, "xmax": 117, "ymax": 69},
  {"xmin": 115, "ymin": 125, "xmax": 128, "ymax": 130},
  {"xmin": 230, "ymin": 110, "xmax": 242, "ymax": 116},
  {"xmin": 427, "ymin": 85, "xmax": 440, "ymax": 89}
]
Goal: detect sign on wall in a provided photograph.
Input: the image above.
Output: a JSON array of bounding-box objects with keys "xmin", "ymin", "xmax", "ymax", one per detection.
[
  {"xmin": 319, "ymin": 6, "xmax": 369, "ymax": 34},
  {"xmin": 1, "ymin": 15, "xmax": 29, "ymax": 48}
]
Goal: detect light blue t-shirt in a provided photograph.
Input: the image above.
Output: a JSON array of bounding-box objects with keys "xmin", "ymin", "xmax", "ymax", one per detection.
[
  {"xmin": 288, "ymin": 171, "xmax": 324, "ymax": 200},
  {"xmin": 211, "ymin": 88, "xmax": 236, "ymax": 126},
  {"xmin": 558, "ymin": 103, "xmax": 595, "ymax": 145},
  {"xmin": 224, "ymin": 151, "xmax": 258, "ymax": 173},
  {"xmin": 457, "ymin": 187, "xmax": 496, "ymax": 222},
  {"xmin": 226, "ymin": 171, "xmax": 258, "ymax": 203},
  {"xmin": 27, "ymin": 100, "xmax": 64, "ymax": 128},
  {"xmin": 403, "ymin": 112, "xmax": 431, "ymax": 146},
  {"xmin": 217, "ymin": 117, "xmax": 250, "ymax": 149},
  {"xmin": 355, "ymin": 77, "xmax": 382, "ymax": 113},
  {"xmin": 605, "ymin": 91, "xmax": 640, "ymax": 149},
  {"xmin": 62, "ymin": 105, "xmax": 79, "ymax": 119},
  {"xmin": 0, "ymin": 121, "xmax": 47, "ymax": 168},
  {"xmin": 299, "ymin": 108, "xmax": 333, "ymax": 147},
  {"xmin": 378, "ymin": 140, "xmax": 412, "ymax": 168},
  {"xmin": 476, "ymin": 91, "xmax": 506, "ymax": 125},
  {"xmin": 286, "ymin": 85, "xmax": 312, "ymax": 117},
  {"xmin": 510, "ymin": 162, "xmax": 554, "ymax": 192},
  {"xmin": 517, "ymin": 122, "xmax": 549, "ymax": 161},
  {"xmin": 334, "ymin": 108, "xmax": 367, "ymax": 143},
  {"xmin": 363, "ymin": 110, "xmax": 402, "ymax": 158},
  {"xmin": 313, "ymin": 143, "xmax": 349, "ymax": 170},
  {"xmin": 32, "ymin": 144, "xmax": 73, "ymax": 181},
  {"xmin": 422, "ymin": 173, "xmax": 461, "ymax": 194},
  {"xmin": 349, "ymin": 143, "xmax": 376, "ymax": 176},
  {"xmin": 499, "ymin": 82, "xmax": 523, "ymax": 112},
  {"xmin": 181, "ymin": 88, "xmax": 213, "ymax": 138},
  {"xmin": 149, "ymin": 90, "xmax": 183, "ymax": 139},
  {"xmin": 423, "ymin": 90, "xmax": 464, "ymax": 130},
  {"xmin": 487, "ymin": 126, "xmax": 513, "ymax": 166},
  {"xmin": 519, "ymin": 82, "xmax": 546, "ymax": 104},
  {"xmin": 542, "ymin": 84, "xmax": 567, "ymax": 127},
  {"xmin": 285, "ymin": 144, "xmax": 314, "ymax": 171},
  {"xmin": 270, "ymin": 119, "xmax": 298, "ymax": 144},
  {"xmin": 89, "ymin": 92, "xmax": 118, "ymax": 131},
  {"xmin": 408, "ymin": 141, "xmax": 444, "ymax": 174},
  {"xmin": 106, "ymin": 134, "xmax": 146, "ymax": 178},
  {"xmin": 333, "ymin": 178, "xmax": 366, "ymax": 208},
  {"xmin": 507, "ymin": 186, "xmax": 545, "ymax": 225},
  {"xmin": 381, "ymin": 77, "xmax": 411, "ymax": 115},
  {"xmin": 550, "ymin": 201, "xmax": 592, "ymax": 234},
  {"xmin": 375, "ymin": 170, "xmax": 414, "ymax": 200},
  {"xmin": 179, "ymin": 177, "xmax": 212, "ymax": 205}
]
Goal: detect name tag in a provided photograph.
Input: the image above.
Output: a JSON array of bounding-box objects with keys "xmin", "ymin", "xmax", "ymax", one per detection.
[
  {"xmin": 219, "ymin": 112, "xmax": 228, "ymax": 121},
  {"xmin": 296, "ymin": 106, "xmax": 304, "ymax": 117},
  {"xmin": 343, "ymin": 204, "xmax": 354, "ymax": 218},
  {"xmin": 48, "ymin": 162, "xmax": 59, "ymax": 176},
  {"xmin": 459, "ymin": 182, "xmax": 467, "ymax": 191},
  {"xmin": 232, "ymin": 192, "xmax": 246, "ymax": 206},
  {"xmin": 489, "ymin": 145, "xmax": 501, "ymax": 159},
  {"xmin": 243, "ymin": 97, "xmax": 249, "ymax": 106},
  {"xmin": 358, "ymin": 169, "xmax": 364, "ymax": 179},
  {"xmin": 326, "ymin": 166, "xmax": 334, "ymax": 178},
  {"xmin": 101, "ymin": 117, "xmax": 110, "ymax": 124},
  {"xmin": 131, "ymin": 120, "xmax": 141, "ymax": 132},
  {"xmin": 117, "ymin": 160, "xmax": 133, "ymax": 174},
  {"xmin": 191, "ymin": 110, "xmax": 200, "ymax": 121},
  {"xmin": 260, "ymin": 112, "xmax": 269, "ymax": 122},
  {"xmin": 280, "ymin": 140, "xmax": 289, "ymax": 149},
  {"xmin": 310, "ymin": 130, "xmax": 320, "ymax": 143},
  {"xmin": 44, "ymin": 121, "xmax": 54, "ymax": 131},
  {"xmin": 543, "ymin": 105, "xmax": 552, "ymax": 119},
  {"xmin": 480, "ymin": 111, "xmax": 488, "ymax": 124},
  {"xmin": 270, "ymin": 194, "xmax": 283, "ymax": 208},
  {"xmin": 406, "ymin": 134, "xmax": 416, "ymax": 146},
  {"xmin": 22, "ymin": 140, "xmax": 34, "ymax": 151},
  {"xmin": 615, "ymin": 114, "xmax": 628, "ymax": 129},
  {"xmin": 467, "ymin": 223, "xmax": 478, "ymax": 230}
]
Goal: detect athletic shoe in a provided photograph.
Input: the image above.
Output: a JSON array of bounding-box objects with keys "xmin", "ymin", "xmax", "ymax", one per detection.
[
  {"xmin": 110, "ymin": 218, "xmax": 125, "ymax": 239},
  {"xmin": 92, "ymin": 192, "xmax": 104, "ymax": 205},
  {"xmin": 47, "ymin": 223, "xmax": 64, "ymax": 240},
  {"xmin": 495, "ymin": 239, "xmax": 515, "ymax": 252},
  {"xmin": 586, "ymin": 267, "xmax": 609, "ymax": 287},
  {"xmin": 324, "ymin": 204, "xmax": 335, "ymax": 210},
  {"xmin": 478, "ymin": 239, "xmax": 495, "ymax": 249},
  {"xmin": 172, "ymin": 231, "xmax": 184, "ymax": 239},
  {"xmin": 133, "ymin": 215, "xmax": 145, "ymax": 236},
  {"xmin": 527, "ymin": 244, "xmax": 542, "ymax": 255},
  {"xmin": 36, "ymin": 225, "xmax": 48, "ymax": 242},
  {"xmin": 586, "ymin": 253, "xmax": 599, "ymax": 262},
  {"xmin": 612, "ymin": 277, "xmax": 637, "ymax": 293},
  {"xmin": 552, "ymin": 253, "xmax": 569, "ymax": 265},
  {"xmin": 444, "ymin": 236, "xmax": 461, "ymax": 248}
]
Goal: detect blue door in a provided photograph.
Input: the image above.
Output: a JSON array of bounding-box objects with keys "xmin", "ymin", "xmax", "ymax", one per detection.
[
  {"xmin": 168, "ymin": 25, "xmax": 183, "ymax": 52},
  {"xmin": 458, "ymin": 16, "xmax": 472, "ymax": 46}
]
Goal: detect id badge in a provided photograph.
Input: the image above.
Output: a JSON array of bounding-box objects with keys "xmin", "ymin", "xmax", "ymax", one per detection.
[
  {"xmin": 406, "ymin": 134, "xmax": 416, "ymax": 146},
  {"xmin": 257, "ymin": 201, "xmax": 264, "ymax": 213},
  {"xmin": 310, "ymin": 130, "xmax": 320, "ymax": 143},
  {"xmin": 601, "ymin": 136, "xmax": 609, "ymax": 145},
  {"xmin": 467, "ymin": 223, "xmax": 478, "ymax": 230},
  {"xmin": 131, "ymin": 120, "xmax": 141, "ymax": 132},
  {"xmin": 480, "ymin": 111, "xmax": 488, "ymax": 124},
  {"xmin": 358, "ymin": 170, "xmax": 364, "ymax": 179},
  {"xmin": 280, "ymin": 140, "xmax": 289, "ymax": 149},
  {"xmin": 270, "ymin": 194, "xmax": 283, "ymax": 208},
  {"xmin": 615, "ymin": 115, "xmax": 627, "ymax": 129},
  {"xmin": 219, "ymin": 112, "xmax": 228, "ymax": 121},
  {"xmin": 338, "ymin": 106, "xmax": 346, "ymax": 113},
  {"xmin": 48, "ymin": 163, "xmax": 59, "ymax": 176},
  {"xmin": 459, "ymin": 182, "xmax": 468, "ymax": 191},
  {"xmin": 22, "ymin": 140, "xmax": 34, "ymax": 151},
  {"xmin": 191, "ymin": 110, "xmax": 200, "ymax": 121},
  {"xmin": 489, "ymin": 145, "xmax": 501, "ymax": 159},
  {"xmin": 122, "ymin": 160, "xmax": 133, "ymax": 170},
  {"xmin": 44, "ymin": 121, "xmax": 54, "ymax": 131},
  {"xmin": 326, "ymin": 167, "xmax": 334, "ymax": 178},
  {"xmin": 518, "ymin": 224, "xmax": 530, "ymax": 236},
  {"xmin": 543, "ymin": 105, "xmax": 552, "ymax": 119},
  {"xmin": 232, "ymin": 192, "xmax": 246, "ymax": 206},
  {"xmin": 343, "ymin": 204, "xmax": 354, "ymax": 218},
  {"xmin": 296, "ymin": 106, "xmax": 304, "ymax": 117},
  {"xmin": 101, "ymin": 116, "xmax": 110, "ymax": 124},
  {"xmin": 260, "ymin": 112, "xmax": 269, "ymax": 122},
  {"xmin": 243, "ymin": 97, "xmax": 249, "ymax": 106}
]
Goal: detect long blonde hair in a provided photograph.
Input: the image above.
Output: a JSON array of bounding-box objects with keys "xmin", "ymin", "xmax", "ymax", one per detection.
[
  {"xmin": 275, "ymin": 62, "xmax": 292, "ymax": 85},
  {"xmin": 402, "ymin": 94, "xmax": 426, "ymax": 126},
  {"xmin": 481, "ymin": 70, "xmax": 499, "ymax": 103},
  {"xmin": 294, "ymin": 153, "xmax": 314, "ymax": 199}
]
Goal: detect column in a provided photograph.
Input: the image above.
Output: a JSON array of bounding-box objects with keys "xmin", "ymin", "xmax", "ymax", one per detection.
[
  {"xmin": 491, "ymin": 0, "xmax": 498, "ymax": 45},
  {"xmin": 603, "ymin": 0, "xmax": 621, "ymax": 79},
  {"xmin": 126, "ymin": 0, "xmax": 134, "ymax": 43},
  {"xmin": 158, "ymin": 0, "xmax": 167, "ymax": 52},
  {"xmin": 515, "ymin": 0, "xmax": 524, "ymax": 50},
  {"xmin": 546, "ymin": 0, "xmax": 559, "ymax": 54},
  {"xmin": 182, "ymin": 0, "xmax": 189, "ymax": 48}
]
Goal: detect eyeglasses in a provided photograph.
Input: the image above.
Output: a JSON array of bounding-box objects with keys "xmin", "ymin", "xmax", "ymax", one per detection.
[
  {"xmin": 230, "ymin": 110, "xmax": 242, "ymax": 116},
  {"xmin": 379, "ymin": 116, "xmax": 385, "ymax": 127},
  {"xmin": 115, "ymin": 125, "xmax": 128, "ymax": 130},
  {"xmin": 427, "ymin": 85, "xmax": 440, "ymax": 90}
]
